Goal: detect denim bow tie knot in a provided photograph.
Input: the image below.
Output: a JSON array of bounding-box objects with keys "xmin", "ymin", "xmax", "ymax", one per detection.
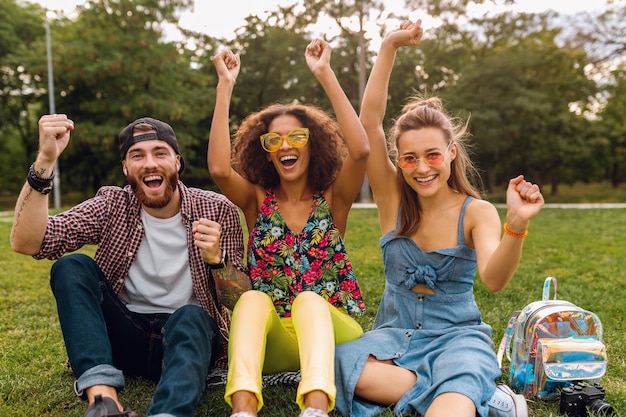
[{"xmin": 404, "ymin": 264, "xmax": 437, "ymax": 291}]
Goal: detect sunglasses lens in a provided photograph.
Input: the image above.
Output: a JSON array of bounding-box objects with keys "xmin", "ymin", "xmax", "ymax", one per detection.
[
  {"xmin": 287, "ymin": 129, "xmax": 309, "ymax": 148},
  {"xmin": 261, "ymin": 133, "xmax": 282, "ymax": 152},
  {"xmin": 426, "ymin": 153, "xmax": 444, "ymax": 165},
  {"xmin": 397, "ymin": 156, "xmax": 416, "ymax": 169},
  {"xmin": 397, "ymin": 152, "xmax": 444, "ymax": 169},
  {"xmin": 260, "ymin": 128, "xmax": 310, "ymax": 152}
]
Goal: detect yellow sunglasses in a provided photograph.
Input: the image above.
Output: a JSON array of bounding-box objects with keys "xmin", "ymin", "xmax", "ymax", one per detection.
[{"xmin": 260, "ymin": 128, "xmax": 310, "ymax": 153}]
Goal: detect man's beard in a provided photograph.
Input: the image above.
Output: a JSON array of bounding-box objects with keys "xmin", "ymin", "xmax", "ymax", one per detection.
[{"xmin": 128, "ymin": 170, "xmax": 178, "ymax": 209}]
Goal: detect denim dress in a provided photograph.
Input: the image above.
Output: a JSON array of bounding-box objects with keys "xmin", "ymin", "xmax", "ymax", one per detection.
[{"xmin": 334, "ymin": 196, "xmax": 500, "ymax": 417}]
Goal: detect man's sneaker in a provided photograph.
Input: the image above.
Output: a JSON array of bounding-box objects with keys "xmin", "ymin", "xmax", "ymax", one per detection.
[
  {"xmin": 84, "ymin": 394, "xmax": 138, "ymax": 417},
  {"xmin": 488, "ymin": 384, "xmax": 528, "ymax": 417}
]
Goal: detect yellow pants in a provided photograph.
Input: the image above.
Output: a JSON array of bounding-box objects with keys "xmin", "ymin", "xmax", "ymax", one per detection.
[{"xmin": 224, "ymin": 290, "xmax": 363, "ymax": 412}]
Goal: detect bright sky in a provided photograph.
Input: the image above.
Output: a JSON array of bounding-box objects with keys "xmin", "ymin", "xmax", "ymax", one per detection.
[{"xmin": 30, "ymin": 0, "xmax": 611, "ymax": 41}]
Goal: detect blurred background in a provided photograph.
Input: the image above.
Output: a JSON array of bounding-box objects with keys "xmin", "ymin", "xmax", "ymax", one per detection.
[{"xmin": 1, "ymin": 0, "xmax": 625, "ymax": 210}]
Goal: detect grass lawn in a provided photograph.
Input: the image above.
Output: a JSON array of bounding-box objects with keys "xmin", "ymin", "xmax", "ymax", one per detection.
[{"xmin": 1, "ymin": 206, "xmax": 625, "ymax": 416}]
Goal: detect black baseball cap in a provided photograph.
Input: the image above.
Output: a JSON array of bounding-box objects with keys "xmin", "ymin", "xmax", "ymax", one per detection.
[{"xmin": 119, "ymin": 117, "xmax": 185, "ymax": 174}]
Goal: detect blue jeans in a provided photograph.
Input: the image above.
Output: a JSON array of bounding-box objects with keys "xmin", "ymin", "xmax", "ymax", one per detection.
[{"xmin": 50, "ymin": 253, "xmax": 220, "ymax": 417}]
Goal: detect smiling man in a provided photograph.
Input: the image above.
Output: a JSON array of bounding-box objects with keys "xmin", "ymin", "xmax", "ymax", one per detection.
[{"xmin": 10, "ymin": 115, "xmax": 251, "ymax": 417}]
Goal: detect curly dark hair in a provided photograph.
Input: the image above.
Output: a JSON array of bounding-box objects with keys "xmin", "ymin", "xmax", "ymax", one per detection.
[{"xmin": 231, "ymin": 103, "xmax": 347, "ymax": 190}]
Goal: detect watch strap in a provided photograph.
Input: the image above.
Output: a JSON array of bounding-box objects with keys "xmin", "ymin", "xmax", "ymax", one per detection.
[{"xmin": 207, "ymin": 251, "xmax": 227, "ymax": 269}]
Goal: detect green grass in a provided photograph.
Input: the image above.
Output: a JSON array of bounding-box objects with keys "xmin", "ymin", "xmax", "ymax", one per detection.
[{"xmin": 1, "ymin": 207, "xmax": 625, "ymax": 416}]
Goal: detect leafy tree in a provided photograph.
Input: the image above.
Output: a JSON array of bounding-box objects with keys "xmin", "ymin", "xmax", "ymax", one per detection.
[
  {"xmin": 224, "ymin": 6, "xmax": 313, "ymax": 117},
  {"xmin": 307, "ymin": 0, "xmax": 388, "ymax": 202},
  {"xmin": 564, "ymin": 2, "xmax": 626, "ymax": 66},
  {"xmin": 0, "ymin": 0, "xmax": 48, "ymax": 194},
  {"xmin": 31, "ymin": 0, "xmax": 217, "ymax": 196},
  {"xmin": 198, "ymin": 2, "xmax": 368, "ymax": 152},
  {"xmin": 1, "ymin": 0, "xmax": 618, "ymax": 200},
  {"xmin": 443, "ymin": 12, "xmax": 595, "ymax": 194},
  {"xmin": 596, "ymin": 65, "xmax": 626, "ymax": 187},
  {"xmin": 396, "ymin": 1, "xmax": 609, "ymax": 195}
]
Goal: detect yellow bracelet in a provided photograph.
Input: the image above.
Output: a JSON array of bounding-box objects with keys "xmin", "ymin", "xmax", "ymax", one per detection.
[{"xmin": 503, "ymin": 222, "xmax": 528, "ymax": 238}]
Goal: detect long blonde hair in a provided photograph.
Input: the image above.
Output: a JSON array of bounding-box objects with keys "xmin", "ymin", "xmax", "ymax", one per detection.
[{"xmin": 388, "ymin": 97, "xmax": 483, "ymax": 236}]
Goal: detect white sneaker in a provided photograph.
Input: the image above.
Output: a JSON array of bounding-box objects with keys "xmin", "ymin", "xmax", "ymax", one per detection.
[
  {"xmin": 488, "ymin": 384, "xmax": 528, "ymax": 417},
  {"xmin": 298, "ymin": 408, "xmax": 329, "ymax": 417}
]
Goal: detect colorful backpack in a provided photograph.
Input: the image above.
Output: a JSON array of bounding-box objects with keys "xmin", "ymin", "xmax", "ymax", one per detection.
[{"xmin": 496, "ymin": 277, "xmax": 607, "ymax": 400}]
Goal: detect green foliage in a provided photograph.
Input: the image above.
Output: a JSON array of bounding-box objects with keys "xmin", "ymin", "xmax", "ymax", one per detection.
[
  {"xmin": 2, "ymin": 0, "xmax": 626, "ymax": 198},
  {"xmin": 0, "ymin": 0, "xmax": 47, "ymax": 194},
  {"xmin": 596, "ymin": 64, "xmax": 626, "ymax": 188},
  {"xmin": 2, "ymin": 205, "xmax": 626, "ymax": 416},
  {"xmin": 487, "ymin": 181, "xmax": 626, "ymax": 204},
  {"xmin": 439, "ymin": 12, "xmax": 596, "ymax": 192},
  {"xmin": 47, "ymin": 0, "xmax": 213, "ymax": 191}
]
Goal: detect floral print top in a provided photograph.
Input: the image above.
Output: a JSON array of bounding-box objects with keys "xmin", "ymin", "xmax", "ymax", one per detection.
[{"xmin": 248, "ymin": 189, "xmax": 366, "ymax": 318}]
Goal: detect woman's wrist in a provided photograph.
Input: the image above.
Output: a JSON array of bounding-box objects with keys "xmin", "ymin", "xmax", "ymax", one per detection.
[{"xmin": 503, "ymin": 222, "xmax": 528, "ymax": 238}]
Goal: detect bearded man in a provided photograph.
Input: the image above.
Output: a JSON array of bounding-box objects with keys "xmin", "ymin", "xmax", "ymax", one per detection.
[{"xmin": 10, "ymin": 115, "xmax": 251, "ymax": 417}]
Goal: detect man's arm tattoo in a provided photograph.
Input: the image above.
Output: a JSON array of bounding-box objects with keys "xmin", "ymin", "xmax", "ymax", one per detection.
[{"xmin": 212, "ymin": 263, "xmax": 252, "ymax": 310}]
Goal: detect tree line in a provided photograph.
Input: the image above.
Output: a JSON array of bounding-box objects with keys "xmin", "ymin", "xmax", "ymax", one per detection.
[{"xmin": 1, "ymin": 0, "xmax": 625, "ymax": 203}]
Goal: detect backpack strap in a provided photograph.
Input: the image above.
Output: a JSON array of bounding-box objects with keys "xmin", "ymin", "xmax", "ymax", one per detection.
[
  {"xmin": 496, "ymin": 310, "xmax": 521, "ymax": 369},
  {"xmin": 543, "ymin": 276, "xmax": 558, "ymax": 300}
]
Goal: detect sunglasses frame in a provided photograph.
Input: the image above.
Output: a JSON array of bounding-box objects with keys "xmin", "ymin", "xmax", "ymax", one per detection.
[
  {"xmin": 260, "ymin": 128, "xmax": 310, "ymax": 152},
  {"xmin": 396, "ymin": 142, "xmax": 453, "ymax": 170}
]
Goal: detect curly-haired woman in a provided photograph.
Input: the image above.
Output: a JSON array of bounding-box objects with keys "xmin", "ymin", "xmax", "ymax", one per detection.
[{"xmin": 209, "ymin": 38, "xmax": 369, "ymax": 417}]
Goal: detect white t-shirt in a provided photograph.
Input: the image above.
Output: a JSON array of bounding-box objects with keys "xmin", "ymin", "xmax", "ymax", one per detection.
[{"xmin": 120, "ymin": 209, "xmax": 198, "ymax": 313}]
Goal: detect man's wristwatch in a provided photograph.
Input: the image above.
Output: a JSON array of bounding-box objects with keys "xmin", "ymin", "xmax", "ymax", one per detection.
[
  {"xmin": 27, "ymin": 163, "xmax": 54, "ymax": 195},
  {"xmin": 207, "ymin": 250, "xmax": 227, "ymax": 269}
]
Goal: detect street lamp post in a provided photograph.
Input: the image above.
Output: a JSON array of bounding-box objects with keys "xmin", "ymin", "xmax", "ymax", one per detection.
[{"xmin": 45, "ymin": 19, "xmax": 61, "ymax": 209}]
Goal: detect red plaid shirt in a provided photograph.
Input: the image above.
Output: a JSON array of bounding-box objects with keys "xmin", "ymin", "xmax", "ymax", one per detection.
[{"xmin": 36, "ymin": 181, "xmax": 246, "ymax": 366}]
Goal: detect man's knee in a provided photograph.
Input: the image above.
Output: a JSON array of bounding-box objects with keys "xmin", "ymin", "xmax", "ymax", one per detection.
[
  {"xmin": 167, "ymin": 305, "xmax": 219, "ymax": 345},
  {"xmin": 50, "ymin": 253, "xmax": 99, "ymax": 292}
]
